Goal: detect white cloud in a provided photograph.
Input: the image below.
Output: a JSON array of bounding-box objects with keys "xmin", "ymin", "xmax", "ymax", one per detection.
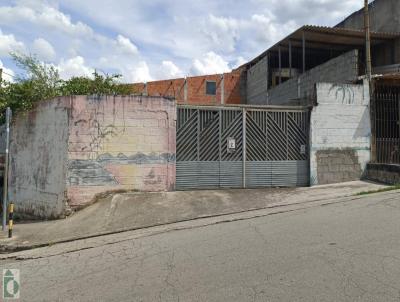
[
  {"xmin": 32, "ymin": 38, "xmax": 56, "ymax": 61},
  {"xmin": 203, "ymin": 14, "xmax": 239, "ymax": 52},
  {"xmin": 0, "ymin": 0, "xmax": 366, "ymax": 83},
  {"xmin": 39, "ymin": 6, "xmax": 93, "ymax": 37},
  {"xmin": 0, "ymin": 29, "xmax": 25, "ymax": 56},
  {"xmin": 191, "ymin": 52, "xmax": 231, "ymax": 76},
  {"xmin": 116, "ymin": 35, "xmax": 138, "ymax": 56},
  {"xmin": 57, "ymin": 56, "xmax": 94, "ymax": 79},
  {"xmin": 0, "ymin": 4, "xmax": 93, "ymax": 38},
  {"xmin": 233, "ymin": 56, "xmax": 247, "ymax": 69},
  {"xmin": 248, "ymin": 13, "xmax": 297, "ymax": 46},
  {"xmin": 126, "ymin": 61, "xmax": 153, "ymax": 82},
  {"xmin": 0, "ymin": 60, "xmax": 15, "ymax": 83},
  {"xmin": 158, "ymin": 61, "xmax": 183, "ymax": 79}
]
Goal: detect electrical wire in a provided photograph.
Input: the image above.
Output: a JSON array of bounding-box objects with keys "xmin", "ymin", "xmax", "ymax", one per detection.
[{"xmin": 1, "ymin": 70, "xmax": 15, "ymax": 78}]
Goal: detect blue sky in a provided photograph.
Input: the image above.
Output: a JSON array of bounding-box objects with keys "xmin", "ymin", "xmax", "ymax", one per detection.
[{"xmin": 0, "ymin": 0, "xmax": 365, "ymax": 83}]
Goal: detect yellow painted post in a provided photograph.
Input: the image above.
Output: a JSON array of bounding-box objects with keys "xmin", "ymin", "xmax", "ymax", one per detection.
[{"xmin": 8, "ymin": 202, "xmax": 13, "ymax": 238}]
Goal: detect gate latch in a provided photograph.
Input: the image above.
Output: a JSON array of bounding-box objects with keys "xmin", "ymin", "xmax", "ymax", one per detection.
[{"xmin": 227, "ymin": 137, "xmax": 236, "ymax": 153}]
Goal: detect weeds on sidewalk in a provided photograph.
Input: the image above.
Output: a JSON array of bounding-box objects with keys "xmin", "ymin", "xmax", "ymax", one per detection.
[{"xmin": 355, "ymin": 185, "xmax": 400, "ymax": 196}]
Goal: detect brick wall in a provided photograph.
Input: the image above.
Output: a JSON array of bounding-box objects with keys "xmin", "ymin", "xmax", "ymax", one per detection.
[
  {"xmin": 247, "ymin": 50, "xmax": 359, "ymax": 106},
  {"xmin": 67, "ymin": 95, "xmax": 176, "ymax": 209},
  {"xmin": 132, "ymin": 79, "xmax": 185, "ymax": 101},
  {"xmin": 310, "ymin": 81, "xmax": 371, "ymax": 185},
  {"xmin": 132, "ymin": 70, "xmax": 243, "ymax": 105}
]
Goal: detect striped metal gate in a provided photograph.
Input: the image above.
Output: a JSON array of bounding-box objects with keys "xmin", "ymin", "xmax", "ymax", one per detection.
[
  {"xmin": 374, "ymin": 85, "xmax": 400, "ymax": 164},
  {"xmin": 176, "ymin": 105, "xmax": 310, "ymax": 190}
]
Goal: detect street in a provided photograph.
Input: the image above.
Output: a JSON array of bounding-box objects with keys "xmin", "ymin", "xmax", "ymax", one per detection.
[
  {"xmin": 0, "ymin": 1, "xmax": 399, "ymax": 301},
  {"xmin": 1, "ymin": 191, "xmax": 400, "ymax": 301}
]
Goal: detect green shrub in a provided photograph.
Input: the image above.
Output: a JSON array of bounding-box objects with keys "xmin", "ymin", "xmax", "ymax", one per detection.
[{"xmin": 0, "ymin": 53, "xmax": 134, "ymax": 121}]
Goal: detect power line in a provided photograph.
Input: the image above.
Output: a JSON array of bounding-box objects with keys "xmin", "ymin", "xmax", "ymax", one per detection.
[
  {"xmin": 2, "ymin": 71, "xmax": 14, "ymax": 78},
  {"xmin": 0, "ymin": 68, "xmax": 15, "ymax": 81}
]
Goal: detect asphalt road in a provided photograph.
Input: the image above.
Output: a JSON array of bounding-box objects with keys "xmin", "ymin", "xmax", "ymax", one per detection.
[{"xmin": 1, "ymin": 191, "xmax": 400, "ymax": 302}]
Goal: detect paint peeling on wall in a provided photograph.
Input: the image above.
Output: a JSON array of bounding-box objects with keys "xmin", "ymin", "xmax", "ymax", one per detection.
[
  {"xmin": 6, "ymin": 95, "xmax": 176, "ymax": 218},
  {"xmin": 8, "ymin": 98, "xmax": 70, "ymax": 219},
  {"xmin": 67, "ymin": 95, "xmax": 176, "ymax": 208}
]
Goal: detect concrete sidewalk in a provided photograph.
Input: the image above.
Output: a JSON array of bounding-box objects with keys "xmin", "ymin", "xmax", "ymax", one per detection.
[{"xmin": 0, "ymin": 181, "xmax": 389, "ymax": 252}]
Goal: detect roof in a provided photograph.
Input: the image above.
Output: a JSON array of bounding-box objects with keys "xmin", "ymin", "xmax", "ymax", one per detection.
[{"xmin": 244, "ymin": 25, "xmax": 400, "ymax": 68}]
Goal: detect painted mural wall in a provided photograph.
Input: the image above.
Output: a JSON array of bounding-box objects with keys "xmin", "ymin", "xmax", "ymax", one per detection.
[
  {"xmin": 66, "ymin": 95, "xmax": 176, "ymax": 209},
  {"xmin": 7, "ymin": 95, "xmax": 176, "ymax": 218},
  {"xmin": 310, "ymin": 81, "xmax": 371, "ymax": 185}
]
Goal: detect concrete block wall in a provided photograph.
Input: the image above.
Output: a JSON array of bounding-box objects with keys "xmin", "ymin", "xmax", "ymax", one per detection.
[
  {"xmin": 8, "ymin": 95, "xmax": 176, "ymax": 219},
  {"xmin": 336, "ymin": 0, "xmax": 400, "ymax": 66},
  {"xmin": 336, "ymin": 0, "xmax": 400, "ymax": 33},
  {"xmin": 269, "ymin": 50, "xmax": 359, "ymax": 105},
  {"xmin": 8, "ymin": 99, "xmax": 70, "ymax": 218},
  {"xmin": 0, "ymin": 124, "xmax": 7, "ymax": 169},
  {"xmin": 246, "ymin": 55, "xmax": 268, "ymax": 105},
  {"xmin": 310, "ymin": 81, "xmax": 371, "ymax": 185},
  {"xmin": 247, "ymin": 50, "xmax": 359, "ymax": 106},
  {"xmin": 67, "ymin": 95, "xmax": 176, "ymax": 209}
]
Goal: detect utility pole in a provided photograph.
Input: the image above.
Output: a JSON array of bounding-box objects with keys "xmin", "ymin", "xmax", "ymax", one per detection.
[
  {"xmin": 2, "ymin": 108, "xmax": 11, "ymax": 231},
  {"xmin": 364, "ymin": 0, "xmax": 372, "ymax": 80},
  {"xmin": 364, "ymin": 0, "xmax": 376, "ymax": 162}
]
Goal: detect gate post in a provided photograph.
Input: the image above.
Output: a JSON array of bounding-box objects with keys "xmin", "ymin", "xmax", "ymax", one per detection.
[{"xmin": 242, "ymin": 108, "xmax": 247, "ymax": 188}]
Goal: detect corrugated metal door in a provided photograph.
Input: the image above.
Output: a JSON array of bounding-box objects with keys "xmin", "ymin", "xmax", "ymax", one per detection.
[
  {"xmin": 245, "ymin": 109, "xmax": 309, "ymax": 187},
  {"xmin": 176, "ymin": 107, "xmax": 243, "ymax": 189},
  {"xmin": 176, "ymin": 106, "xmax": 309, "ymax": 190}
]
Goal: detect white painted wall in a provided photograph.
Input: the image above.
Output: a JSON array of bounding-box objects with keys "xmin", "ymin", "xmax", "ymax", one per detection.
[{"xmin": 310, "ymin": 80, "xmax": 371, "ymax": 185}]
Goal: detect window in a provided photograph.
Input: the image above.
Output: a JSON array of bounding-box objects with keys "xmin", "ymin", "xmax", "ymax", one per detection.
[{"xmin": 206, "ymin": 81, "xmax": 217, "ymax": 95}]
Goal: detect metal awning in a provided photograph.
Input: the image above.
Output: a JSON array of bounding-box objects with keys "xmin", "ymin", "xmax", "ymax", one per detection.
[{"xmin": 245, "ymin": 25, "xmax": 400, "ymax": 67}]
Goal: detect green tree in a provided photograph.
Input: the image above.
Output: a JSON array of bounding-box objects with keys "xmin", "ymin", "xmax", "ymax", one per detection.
[{"xmin": 0, "ymin": 53, "xmax": 135, "ymax": 120}]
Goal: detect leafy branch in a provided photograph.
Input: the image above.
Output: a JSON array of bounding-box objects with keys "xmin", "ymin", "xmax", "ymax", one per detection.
[{"xmin": 0, "ymin": 53, "xmax": 135, "ymax": 120}]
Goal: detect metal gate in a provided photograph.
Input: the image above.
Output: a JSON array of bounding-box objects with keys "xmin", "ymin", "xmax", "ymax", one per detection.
[
  {"xmin": 176, "ymin": 105, "xmax": 310, "ymax": 190},
  {"xmin": 374, "ymin": 85, "xmax": 400, "ymax": 164}
]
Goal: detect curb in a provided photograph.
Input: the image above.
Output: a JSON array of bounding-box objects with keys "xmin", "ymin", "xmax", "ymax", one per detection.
[
  {"xmin": 1, "ymin": 189, "xmax": 399, "ymax": 256},
  {"xmin": 0, "ymin": 193, "xmax": 371, "ymax": 255}
]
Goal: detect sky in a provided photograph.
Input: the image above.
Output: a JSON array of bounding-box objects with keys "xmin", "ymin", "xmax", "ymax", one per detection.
[{"xmin": 0, "ymin": 0, "xmax": 367, "ymax": 83}]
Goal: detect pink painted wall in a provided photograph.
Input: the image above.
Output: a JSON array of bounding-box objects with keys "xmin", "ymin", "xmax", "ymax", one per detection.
[{"xmin": 66, "ymin": 95, "xmax": 176, "ymax": 209}]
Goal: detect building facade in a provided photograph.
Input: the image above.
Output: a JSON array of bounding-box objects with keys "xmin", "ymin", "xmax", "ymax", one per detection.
[{"xmin": 2, "ymin": 0, "xmax": 400, "ymax": 219}]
